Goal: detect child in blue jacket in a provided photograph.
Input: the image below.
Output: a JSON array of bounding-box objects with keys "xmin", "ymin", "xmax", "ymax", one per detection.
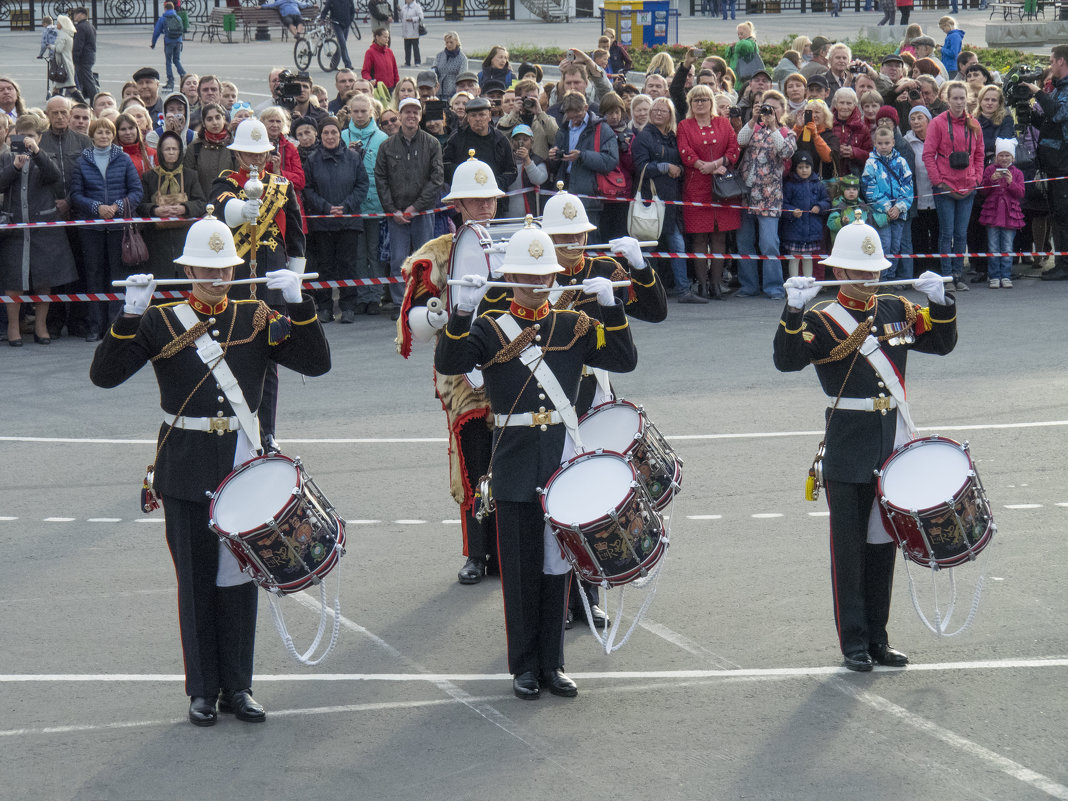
[
  {"xmin": 861, "ymin": 126, "xmax": 914, "ymax": 279},
  {"xmin": 781, "ymin": 151, "xmax": 830, "ymax": 278},
  {"xmin": 938, "ymin": 16, "xmax": 965, "ymax": 77}
]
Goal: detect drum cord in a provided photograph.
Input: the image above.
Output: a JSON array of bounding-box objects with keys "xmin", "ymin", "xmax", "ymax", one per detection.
[
  {"xmin": 267, "ymin": 562, "xmax": 343, "ymax": 666},
  {"xmin": 904, "ymin": 557, "xmax": 986, "ymax": 638}
]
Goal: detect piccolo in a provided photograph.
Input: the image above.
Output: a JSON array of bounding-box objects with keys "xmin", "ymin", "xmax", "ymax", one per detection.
[
  {"xmin": 803, "ymin": 276, "xmax": 954, "ymax": 288},
  {"xmin": 445, "ymin": 279, "xmax": 544, "ymax": 289},
  {"xmin": 112, "ymin": 273, "xmax": 319, "ymax": 288},
  {"xmin": 561, "ymin": 240, "xmax": 658, "ymax": 250},
  {"xmin": 533, "ymin": 280, "xmax": 632, "ymax": 293}
]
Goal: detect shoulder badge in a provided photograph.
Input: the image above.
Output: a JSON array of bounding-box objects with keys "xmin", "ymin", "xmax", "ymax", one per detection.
[
  {"xmin": 802, "ymin": 331, "xmax": 815, "ymax": 343},
  {"xmin": 562, "ymin": 201, "xmax": 578, "ymax": 220}
]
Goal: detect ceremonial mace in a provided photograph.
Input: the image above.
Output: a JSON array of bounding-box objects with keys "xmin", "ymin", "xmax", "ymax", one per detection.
[{"xmin": 244, "ymin": 165, "xmax": 264, "ymax": 300}]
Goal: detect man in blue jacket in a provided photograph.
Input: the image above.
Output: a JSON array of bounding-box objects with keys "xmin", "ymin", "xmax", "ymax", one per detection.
[
  {"xmin": 151, "ymin": 1, "xmax": 185, "ymax": 92},
  {"xmin": 547, "ymin": 92, "xmax": 619, "ymax": 229}
]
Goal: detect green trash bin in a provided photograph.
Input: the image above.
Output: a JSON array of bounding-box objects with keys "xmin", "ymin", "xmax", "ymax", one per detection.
[{"xmin": 223, "ymin": 12, "xmax": 237, "ymax": 33}]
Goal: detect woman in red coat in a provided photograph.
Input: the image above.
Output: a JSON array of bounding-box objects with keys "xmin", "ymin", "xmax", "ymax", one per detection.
[
  {"xmin": 362, "ymin": 27, "xmax": 400, "ymax": 90},
  {"xmin": 677, "ymin": 84, "xmax": 740, "ymax": 299},
  {"xmin": 830, "ymin": 88, "xmax": 871, "ymax": 176}
]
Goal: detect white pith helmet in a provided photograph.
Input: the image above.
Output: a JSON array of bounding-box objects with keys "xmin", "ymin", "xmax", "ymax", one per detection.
[
  {"xmin": 443, "ymin": 150, "xmax": 505, "ymax": 201},
  {"xmin": 540, "ymin": 181, "xmax": 597, "ymax": 235},
  {"xmin": 174, "ymin": 205, "xmax": 244, "ymax": 268},
  {"xmin": 228, "ymin": 119, "xmax": 274, "ymax": 154},
  {"xmin": 819, "ymin": 213, "xmax": 891, "ymax": 272},
  {"xmin": 499, "ymin": 216, "xmax": 564, "ymax": 276}
]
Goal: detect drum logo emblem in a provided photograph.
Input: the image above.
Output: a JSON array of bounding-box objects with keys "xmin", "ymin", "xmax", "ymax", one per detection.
[
  {"xmin": 474, "ymin": 168, "xmax": 489, "ymax": 185},
  {"xmin": 562, "ymin": 201, "xmax": 578, "ymax": 220},
  {"xmin": 528, "ymin": 240, "xmax": 544, "ymax": 259},
  {"xmin": 862, "ymin": 236, "xmax": 877, "ymax": 256},
  {"xmin": 208, "ymin": 232, "xmax": 226, "ymax": 253}
]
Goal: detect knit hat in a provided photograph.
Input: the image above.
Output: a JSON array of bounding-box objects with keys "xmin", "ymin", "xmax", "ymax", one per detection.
[
  {"xmin": 908, "ymin": 105, "xmax": 933, "ymax": 121},
  {"xmin": 876, "ymin": 105, "xmax": 899, "ymax": 127},
  {"xmin": 317, "ymin": 115, "xmax": 341, "ymax": 133},
  {"xmin": 995, "ymin": 137, "xmax": 1017, "ymax": 157},
  {"xmin": 793, "ymin": 150, "xmax": 813, "ymax": 167}
]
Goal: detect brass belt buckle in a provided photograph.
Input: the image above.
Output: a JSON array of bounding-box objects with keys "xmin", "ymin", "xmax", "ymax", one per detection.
[
  {"xmin": 530, "ymin": 410, "xmax": 553, "ymax": 427},
  {"xmin": 210, "ymin": 417, "xmax": 231, "ymax": 436},
  {"xmin": 872, "ymin": 396, "xmax": 891, "ymax": 411}
]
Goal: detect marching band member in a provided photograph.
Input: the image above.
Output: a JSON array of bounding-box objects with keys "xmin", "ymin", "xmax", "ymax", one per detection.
[
  {"xmin": 773, "ymin": 217, "xmax": 956, "ymax": 671},
  {"xmin": 435, "ymin": 222, "xmax": 637, "ymax": 699},
  {"xmin": 536, "ymin": 186, "xmax": 668, "ymax": 627},
  {"xmin": 394, "ymin": 152, "xmax": 504, "ymax": 586},
  {"xmin": 89, "ymin": 210, "xmax": 329, "ymax": 725},
  {"xmin": 210, "ymin": 118, "xmax": 307, "ymax": 448}
]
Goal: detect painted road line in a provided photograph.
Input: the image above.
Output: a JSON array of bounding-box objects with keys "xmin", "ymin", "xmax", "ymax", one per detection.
[
  {"xmin": 43, "ymin": 518, "xmax": 75, "ymax": 522},
  {"xmin": 1004, "ymin": 504, "xmax": 1043, "ymax": 509},
  {"xmin": 86, "ymin": 518, "xmax": 122, "ymax": 523},
  {"xmin": 752, "ymin": 513, "xmax": 784, "ymax": 519},
  {"xmin": 686, "ymin": 515, "xmax": 723, "ymax": 520}
]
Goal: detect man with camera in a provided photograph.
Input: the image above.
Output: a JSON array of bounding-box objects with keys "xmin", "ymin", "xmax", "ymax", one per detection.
[
  {"xmin": 1025, "ymin": 46, "xmax": 1068, "ymax": 280},
  {"xmin": 443, "ymin": 97, "xmax": 516, "ymax": 194},
  {"xmin": 278, "ymin": 71, "xmax": 326, "ymax": 123},
  {"xmin": 496, "ymin": 78, "xmax": 559, "ymax": 160}
]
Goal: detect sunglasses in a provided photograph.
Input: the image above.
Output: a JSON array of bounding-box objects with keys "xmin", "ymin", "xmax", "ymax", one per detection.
[
  {"xmin": 381, "ymin": 116, "xmax": 399, "ymax": 125},
  {"xmin": 231, "ymin": 101, "xmax": 252, "ymax": 112}
]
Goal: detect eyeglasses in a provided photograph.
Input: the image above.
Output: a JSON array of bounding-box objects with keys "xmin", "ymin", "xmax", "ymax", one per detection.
[
  {"xmin": 381, "ymin": 116, "xmax": 399, "ymax": 125},
  {"xmin": 691, "ymin": 97, "xmax": 711, "ymax": 103}
]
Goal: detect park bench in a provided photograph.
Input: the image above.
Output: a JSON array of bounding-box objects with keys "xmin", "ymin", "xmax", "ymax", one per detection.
[{"xmin": 192, "ymin": 5, "xmax": 320, "ymax": 44}]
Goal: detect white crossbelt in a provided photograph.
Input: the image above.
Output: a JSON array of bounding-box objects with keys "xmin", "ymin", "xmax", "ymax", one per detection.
[
  {"xmin": 166, "ymin": 414, "xmax": 241, "ymax": 433},
  {"xmin": 493, "ymin": 410, "xmax": 564, "ymax": 427},
  {"xmin": 831, "ymin": 397, "xmax": 898, "ymax": 412}
]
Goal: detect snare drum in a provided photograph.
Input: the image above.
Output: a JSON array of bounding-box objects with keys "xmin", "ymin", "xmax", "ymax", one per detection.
[
  {"xmin": 577, "ymin": 400, "xmax": 682, "ymax": 509},
  {"xmin": 209, "ymin": 454, "xmax": 346, "ymax": 595},
  {"xmin": 541, "ymin": 451, "xmax": 666, "ymax": 587},
  {"xmin": 446, "ymin": 223, "xmax": 496, "ymax": 390},
  {"xmin": 877, "ymin": 436, "xmax": 995, "ymax": 569}
]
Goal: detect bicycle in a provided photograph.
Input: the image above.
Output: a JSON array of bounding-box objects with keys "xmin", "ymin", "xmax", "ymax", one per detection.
[{"xmin": 293, "ymin": 17, "xmax": 340, "ymax": 73}]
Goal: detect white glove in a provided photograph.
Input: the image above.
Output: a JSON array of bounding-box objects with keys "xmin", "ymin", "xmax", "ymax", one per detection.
[
  {"xmin": 608, "ymin": 236, "xmax": 645, "ymax": 270},
  {"xmin": 913, "ymin": 270, "xmax": 947, "ymax": 305},
  {"xmin": 454, "ymin": 274, "xmax": 488, "ymax": 313},
  {"xmin": 265, "ymin": 269, "xmax": 303, "ymax": 304},
  {"xmin": 784, "ymin": 276, "xmax": 819, "ymax": 310},
  {"xmin": 582, "ymin": 276, "xmax": 616, "ymax": 306},
  {"xmin": 123, "ymin": 273, "xmax": 156, "ymax": 315},
  {"xmin": 241, "ymin": 199, "xmax": 262, "ymax": 223}
]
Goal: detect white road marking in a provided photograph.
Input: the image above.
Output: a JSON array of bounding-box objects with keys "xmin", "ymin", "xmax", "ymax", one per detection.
[
  {"xmin": 0, "ymin": 516, "xmax": 18, "ymax": 521},
  {"xmin": 86, "ymin": 518, "xmax": 122, "ymax": 523},
  {"xmin": 751, "ymin": 513, "xmax": 784, "ymax": 519},
  {"xmin": 1056, "ymin": 503, "xmax": 1068, "ymax": 507},
  {"xmin": 134, "ymin": 519, "xmax": 165, "ymax": 524},
  {"xmin": 43, "ymin": 518, "xmax": 75, "ymax": 522},
  {"xmin": 393, "ymin": 519, "xmax": 426, "ymax": 524},
  {"xmin": 833, "ymin": 678, "xmax": 1068, "ymax": 801},
  {"xmin": 808, "ymin": 511, "xmax": 830, "ymax": 517},
  {"xmin": 346, "ymin": 519, "xmax": 381, "ymax": 525},
  {"xmin": 1004, "ymin": 504, "xmax": 1043, "ymax": 509},
  {"xmin": 686, "ymin": 514, "xmax": 722, "ymax": 520},
  {"xmin": 4, "ymin": 418, "xmax": 1066, "ymax": 447},
  {"xmin": 442, "ymin": 519, "xmax": 462, "ymax": 525}
]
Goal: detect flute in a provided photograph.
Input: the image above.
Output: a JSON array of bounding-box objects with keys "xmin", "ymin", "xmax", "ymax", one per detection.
[
  {"xmin": 112, "ymin": 273, "xmax": 319, "ymax": 288},
  {"xmin": 445, "ymin": 279, "xmax": 546, "ymax": 290},
  {"xmin": 803, "ymin": 276, "xmax": 954, "ymax": 288},
  {"xmin": 561, "ymin": 240, "xmax": 658, "ymax": 250},
  {"xmin": 534, "ymin": 280, "xmax": 631, "ymax": 293}
]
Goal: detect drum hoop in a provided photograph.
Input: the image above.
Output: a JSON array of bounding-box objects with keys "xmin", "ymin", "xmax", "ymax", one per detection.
[
  {"xmin": 209, "ymin": 453, "xmax": 304, "ymax": 539},
  {"xmin": 541, "ymin": 449, "xmax": 637, "ymax": 529},
  {"xmin": 446, "ymin": 222, "xmax": 494, "ymax": 310},
  {"xmin": 877, "ymin": 435, "xmax": 974, "ymax": 515},
  {"xmin": 577, "ymin": 399, "xmax": 648, "ymax": 456}
]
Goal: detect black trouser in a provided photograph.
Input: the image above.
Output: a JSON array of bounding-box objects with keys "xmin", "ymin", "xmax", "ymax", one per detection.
[
  {"xmin": 311, "ymin": 228, "xmax": 360, "ymax": 314},
  {"xmin": 898, "ymin": 6, "xmax": 911, "ymax": 24},
  {"xmin": 495, "ymin": 501, "xmax": 570, "ymax": 676},
  {"xmin": 81, "ymin": 227, "xmax": 124, "ymax": 336},
  {"xmin": 163, "ymin": 495, "xmax": 259, "ymax": 697},
  {"xmin": 458, "ymin": 417, "xmax": 498, "ymax": 561},
  {"xmin": 910, "ymin": 208, "xmax": 940, "ymax": 277},
  {"xmin": 966, "ymin": 195, "xmax": 988, "ymax": 277},
  {"xmin": 824, "ymin": 480, "xmax": 897, "ymax": 657},
  {"xmin": 1048, "ymin": 172, "xmax": 1068, "ymax": 272},
  {"xmin": 75, "ymin": 61, "xmax": 98, "ymax": 98},
  {"xmin": 403, "ymin": 37, "xmax": 420, "ymax": 66}
]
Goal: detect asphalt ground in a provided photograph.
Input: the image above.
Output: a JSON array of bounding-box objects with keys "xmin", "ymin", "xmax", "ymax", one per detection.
[{"xmin": 1, "ymin": 271, "xmax": 1067, "ymax": 801}]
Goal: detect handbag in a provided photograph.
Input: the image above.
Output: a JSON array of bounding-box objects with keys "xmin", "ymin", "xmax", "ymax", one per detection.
[
  {"xmin": 121, "ymin": 202, "xmax": 149, "ymax": 267},
  {"xmin": 418, "ymin": 22, "xmax": 427, "ymax": 35},
  {"xmin": 592, "ymin": 124, "xmax": 629, "ymax": 200},
  {"xmin": 712, "ymin": 168, "xmax": 747, "ymax": 200},
  {"xmin": 627, "ymin": 164, "xmax": 665, "ymax": 241},
  {"xmin": 48, "ymin": 55, "xmax": 68, "ymax": 84}
]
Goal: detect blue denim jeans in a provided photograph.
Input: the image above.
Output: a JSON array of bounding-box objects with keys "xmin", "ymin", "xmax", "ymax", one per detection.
[
  {"xmin": 877, "ymin": 218, "xmax": 905, "ymax": 280},
  {"xmin": 721, "ymin": 0, "xmax": 735, "ymax": 18},
  {"xmin": 662, "ymin": 216, "xmax": 688, "ymax": 293},
  {"xmin": 163, "ymin": 41, "xmax": 184, "ymax": 86},
  {"xmin": 987, "ymin": 226, "xmax": 1014, "ymax": 281},
  {"xmin": 737, "ymin": 212, "xmax": 784, "ymax": 297},
  {"xmin": 331, "ymin": 21, "xmax": 353, "ymax": 69},
  {"xmin": 933, "ymin": 192, "xmax": 974, "ymax": 279},
  {"xmin": 388, "ymin": 212, "xmax": 434, "ymax": 304},
  {"xmin": 898, "ymin": 214, "xmax": 914, "ymax": 279}
]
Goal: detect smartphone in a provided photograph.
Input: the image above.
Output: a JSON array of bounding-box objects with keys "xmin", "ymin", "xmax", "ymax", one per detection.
[
  {"xmin": 692, "ymin": 47, "xmax": 705, "ymax": 58},
  {"xmin": 565, "ymin": 51, "xmax": 576, "ymax": 62}
]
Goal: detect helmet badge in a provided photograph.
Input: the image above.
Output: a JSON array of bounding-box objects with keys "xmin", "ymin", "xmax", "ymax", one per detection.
[
  {"xmin": 861, "ymin": 236, "xmax": 877, "ymax": 256},
  {"xmin": 528, "ymin": 240, "xmax": 545, "ymax": 259},
  {"xmin": 208, "ymin": 232, "xmax": 226, "ymax": 253},
  {"xmin": 474, "ymin": 168, "xmax": 489, "ymax": 185},
  {"xmin": 562, "ymin": 201, "xmax": 578, "ymax": 220}
]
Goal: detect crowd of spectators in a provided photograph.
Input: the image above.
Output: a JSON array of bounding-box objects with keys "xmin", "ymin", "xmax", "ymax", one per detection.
[{"xmin": 3, "ymin": 18, "xmax": 1067, "ymax": 343}]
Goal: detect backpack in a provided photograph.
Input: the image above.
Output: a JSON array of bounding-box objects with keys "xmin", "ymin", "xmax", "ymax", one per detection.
[{"xmin": 165, "ymin": 12, "xmax": 184, "ymax": 38}]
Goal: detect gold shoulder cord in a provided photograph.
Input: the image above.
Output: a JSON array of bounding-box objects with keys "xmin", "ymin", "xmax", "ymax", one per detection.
[
  {"xmin": 811, "ymin": 295, "xmax": 916, "ymax": 365},
  {"xmin": 481, "ymin": 311, "xmax": 591, "ymax": 369}
]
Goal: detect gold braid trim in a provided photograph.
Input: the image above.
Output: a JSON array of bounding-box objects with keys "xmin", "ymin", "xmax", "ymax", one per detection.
[
  {"xmin": 811, "ymin": 296, "xmax": 917, "ymax": 365},
  {"xmin": 610, "ymin": 265, "xmax": 630, "ymax": 282},
  {"xmin": 151, "ymin": 302, "xmax": 270, "ymax": 362},
  {"xmin": 553, "ymin": 288, "xmax": 581, "ymax": 310},
  {"xmin": 481, "ymin": 311, "xmax": 592, "ymax": 368}
]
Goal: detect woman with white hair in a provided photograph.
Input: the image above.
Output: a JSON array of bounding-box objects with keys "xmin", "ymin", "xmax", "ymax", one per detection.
[
  {"xmin": 50, "ymin": 16, "xmax": 79, "ymax": 99},
  {"xmin": 432, "ymin": 32, "xmax": 469, "ymax": 100}
]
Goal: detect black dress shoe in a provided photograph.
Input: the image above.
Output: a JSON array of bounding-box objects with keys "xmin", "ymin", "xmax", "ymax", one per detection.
[
  {"xmin": 1041, "ymin": 266, "xmax": 1068, "ymax": 281},
  {"xmin": 573, "ymin": 603, "xmax": 610, "ymax": 629},
  {"xmin": 539, "ymin": 668, "xmax": 578, "ymax": 697},
  {"xmin": 843, "ymin": 651, "xmax": 874, "ymax": 672},
  {"xmin": 8, "ymin": 338, "xmax": 23, "ymax": 347},
  {"xmin": 34, "ymin": 334, "xmax": 52, "ymax": 345},
  {"xmin": 457, "ymin": 556, "xmax": 485, "ymax": 585},
  {"xmin": 218, "ymin": 689, "xmax": 266, "ymax": 722},
  {"xmin": 188, "ymin": 696, "xmax": 218, "ymax": 727},
  {"xmin": 513, "ymin": 671, "xmax": 540, "ymax": 700},
  {"xmin": 869, "ymin": 643, "xmax": 909, "ymax": 667}
]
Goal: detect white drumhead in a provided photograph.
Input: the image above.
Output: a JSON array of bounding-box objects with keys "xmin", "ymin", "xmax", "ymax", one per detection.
[
  {"xmin": 882, "ymin": 440, "xmax": 970, "ymax": 510},
  {"xmin": 544, "ymin": 453, "xmax": 634, "ymax": 525},
  {"xmin": 449, "ymin": 224, "xmax": 493, "ymax": 285},
  {"xmin": 214, "ymin": 457, "xmax": 298, "ymax": 533},
  {"xmin": 578, "ymin": 403, "xmax": 641, "ymax": 453}
]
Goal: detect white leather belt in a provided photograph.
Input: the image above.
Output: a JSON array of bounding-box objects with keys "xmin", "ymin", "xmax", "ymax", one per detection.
[
  {"xmin": 494, "ymin": 411, "xmax": 563, "ymax": 428},
  {"xmin": 167, "ymin": 414, "xmax": 241, "ymax": 434},
  {"xmin": 832, "ymin": 397, "xmax": 898, "ymax": 412}
]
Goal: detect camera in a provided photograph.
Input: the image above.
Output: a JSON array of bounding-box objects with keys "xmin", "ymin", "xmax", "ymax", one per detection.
[
  {"xmin": 908, "ymin": 88, "xmax": 921, "ymax": 101},
  {"xmin": 274, "ymin": 69, "xmax": 305, "ymax": 108},
  {"xmin": 521, "ymin": 96, "xmax": 539, "ymax": 113},
  {"xmin": 728, "ymin": 106, "xmax": 742, "ymax": 118},
  {"xmin": 804, "ymin": 109, "xmax": 813, "ymax": 125},
  {"xmin": 424, "ymin": 99, "xmax": 446, "ymax": 117},
  {"xmin": 9, "ymin": 134, "xmax": 27, "ymax": 154},
  {"xmin": 692, "ymin": 47, "xmax": 705, "ymax": 58},
  {"xmin": 1003, "ymin": 63, "xmax": 1043, "ymax": 128},
  {"xmin": 849, "ymin": 63, "xmax": 865, "ymax": 75},
  {"xmin": 948, "ymin": 151, "xmax": 970, "ymax": 170},
  {"xmin": 759, "ymin": 103, "xmax": 773, "ymax": 117}
]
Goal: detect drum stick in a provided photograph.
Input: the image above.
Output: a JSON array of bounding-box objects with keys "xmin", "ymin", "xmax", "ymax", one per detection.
[
  {"xmin": 533, "ymin": 280, "xmax": 632, "ymax": 293},
  {"xmin": 804, "ymin": 276, "xmax": 954, "ymax": 288},
  {"xmin": 561, "ymin": 241, "xmax": 658, "ymax": 250},
  {"xmin": 111, "ymin": 273, "xmax": 320, "ymax": 288}
]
